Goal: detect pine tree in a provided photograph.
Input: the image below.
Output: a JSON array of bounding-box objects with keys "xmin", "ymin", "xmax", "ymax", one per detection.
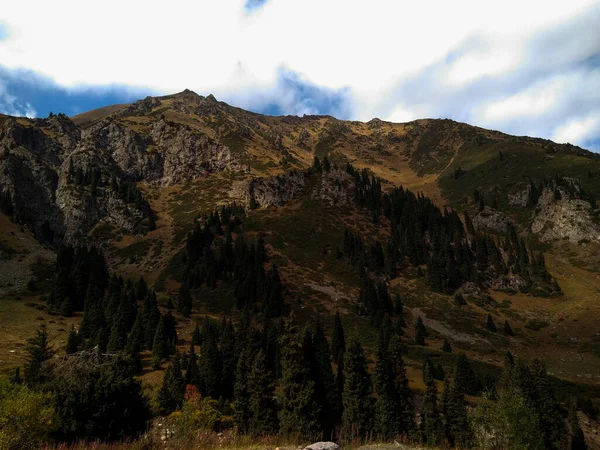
[
  {"xmin": 247, "ymin": 349, "xmax": 278, "ymax": 436},
  {"xmin": 278, "ymin": 313, "xmax": 320, "ymax": 439},
  {"xmin": 530, "ymin": 358, "xmax": 567, "ymax": 449},
  {"xmin": 342, "ymin": 335, "xmax": 373, "ymax": 442},
  {"xmin": 453, "ymin": 353, "xmax": 481, "ymax": 396},
  {"xmin": 503, "ymin": 319, "xmax": 514, "ymax": 336},
  {"xmin": 444, "ymin": 376, "xmax": 472, "ymax": 448},
  {"xmin": 394, "ymin": 294, "xmax": 406, "ymax": 326},
  {"xmin": 304, "ymin": 320, "xmax": 341, "ymax": 440},
  {"xmin": 421, "ymin": 363, "xmax": 442, "ymax": 445},
  {"xmin": 331, "ymin": 311, "xmax": 346, "ymax": 366},
  {"xmin": 152, "ymin": 315, "xmax": 170, "ymax": 366},
  {"xmin": 442, "ymin": 339, "xmax": 452, "ymax": 353},
  {"xmin": 66, "ymin": 325, "xmax": 80, "ymax": 355},
  {"xmin": 486, "ymin": 314, "xmax": 497, "ymax": 332},
  {"xmin": 126, "ymin": 312, "xmax": 145, "ymax": 371},
  {"xmin": 234, "ymin": 352, "xmax": 251, "ymax": 434},
  {"xmin": 415, "ymin": 316, "xmax": 427, "ymax": 345},
  {"xmin": 389, "ymin": 335, "xmax": 414, "ymax": 437},
  {"xmin": 177, "ymin": 283, "xmax": 193, "ymax": 318},
  {"xmin": 200, "ymin": 335, "xmax": 222, "ymax": 398},
  {"xmin": 569, "ymin": 399, "xmax": 588, "ymax": 450},
  {"xmin": 143, "ymin": 290, "xmax": 161, "ymax": 350},
  {"xmin": 156, "ymin": 357, "xmax": 185, "ymax": 415},
  {"xmin": 24, "ymin": 324, "xmax": 55, "ymax": 385},
  {"xmin": 184, "ymin": 348, "xmax": 201, "ymax": 390}
]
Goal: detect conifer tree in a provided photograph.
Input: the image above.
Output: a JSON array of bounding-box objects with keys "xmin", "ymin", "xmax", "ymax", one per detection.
[
  {"xmin": 66, "ymin": 325, "xmax": 80, "ymax": 355},
  {"xmin": 201, "ymin": 335, "xmax": 222, "ymax": 398},
  {"xmin": 156, "ymin": 357, "xmax": 185, "ymax": 415},
  {"xmin": 107, "ymin": 305, "xmax": 129, "ymax": 353},
  {"xmin": 503, "ymin": 319, "xmax": 514, "ymax": 336},
  {"xmin": 394, "ymin": 294, "xmax": 406, "ymax": 326},
  {"xmin": 278, "ymin": 313, "xmax": 320, "ymax": 439},
  {"xmin": 442, "ymin": 339, "xmax": 452, "ymax": 353},
  {"xmin": 453, "ymin": 353, "xmax": 481, "ymax": 396},
  {"xmin": 234, "ymin": 352, "xmax": 251, "ymax": 434},
  {"xmin": 415, "ymin": 316, "xmax": 427, "ymax": 345},
  {"xmin": 569, "ymin": 399, "xmax": 588, "ymax": 450},
  {"xmin": 247, "ymin": 349, "xmax": 278, "ymax": 436},
  {"xmin": 177, "ymin": 283, "xmax": 193, "ymax": 318},
  {"xmin": 444, "ymin": 377, "xmax": 472, "ymax": 448},
  {"xmin": 389, "ymin": 335, "xmax": 414, "ymax": 437},
  {"xmin": 421, "ymin": 363, "xmax": 442, "ymax": 445},
  {"xmin": 24, "ymin": 324, "xmax": 55, "ymax": 385},
  {"xmin": 143, "ymin": 290, "xmax": 161, "ymax": 350},
  {"xmin": 331, "ymin": 311, "xmax": 346, "ymax": 366},
  {"xmin": 342, "ymin": 335, "xmax": 373, "ymax": 442},
  {"xmin": 192, "ymin": 323, "xmax": 202, "ymax": 346},
  {"xmin": 304, "ymin": 320, "xmax": 341, "ymax": 440},
  {"xmin": 486, "ymin": 314, "xmax": 497, "ymax": 332},
  {"xmin": 184, "ymin": 348, "xmax": 202, "ymax": 390},
  {"xmin": 152, "ymin": 315, "xmax": 170, "ymax": 366},
  {"xmin": 530, "ymin": 358, "xmax": 566, "ymax": 449},
  {"xmin": 220, "ymin": 321, "xmax": 236, "ymax": 397},
  {"xmin": 126, "ymin": 312, "xmax": 145, "ymax": 371}
]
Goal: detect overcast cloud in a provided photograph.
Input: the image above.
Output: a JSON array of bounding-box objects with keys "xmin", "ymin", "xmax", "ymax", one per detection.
[{"xmin": 0, "ymin": 0, "xmax": 598, "ymax": 149}]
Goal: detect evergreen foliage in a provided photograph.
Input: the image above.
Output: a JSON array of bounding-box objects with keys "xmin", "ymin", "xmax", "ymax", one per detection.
[
  {"xmin": 157, "ymin": 357, "xmax": 185, "ymax": 415},
  {"xmin": 342, "ymin": 335, "xmax": 373, "ymax": 442},
  {"xmin": 278, "ymin": 313, "xmax": 320, "ymax": 439}
]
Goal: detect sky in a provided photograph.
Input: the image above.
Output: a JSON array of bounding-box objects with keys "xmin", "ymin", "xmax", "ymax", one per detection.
[{"xmin": 0, "ymin": 0, "xmax": 599, "ymax": 150}]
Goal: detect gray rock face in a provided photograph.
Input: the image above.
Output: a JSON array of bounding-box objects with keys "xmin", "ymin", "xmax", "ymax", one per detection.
[
  {"xmin": 0, "ymin": 108, "xmax": 249, "ymax": 246},
  {"xmin": 531, "ymin": 182, "xmax": 600, "ymax": 243},
  {"xmin": 247, "ymin": 170, "xmax": 307, "ymax": 208},
  {"xmin": 473, "ymin": 206, "xmax": 514, "ymax": 234},
  {"xmin": 311, "ymin": 168, "xmax": 354, "ymax": 206},
  {"xmin": 303, "ymin": 442, "xmax": 340, "ymax": 450}
]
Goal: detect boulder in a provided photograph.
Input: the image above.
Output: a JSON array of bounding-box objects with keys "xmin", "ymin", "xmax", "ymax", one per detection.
[{"xmin": 304, "ymin": 442, "xmax": 339, "ymax": 450}]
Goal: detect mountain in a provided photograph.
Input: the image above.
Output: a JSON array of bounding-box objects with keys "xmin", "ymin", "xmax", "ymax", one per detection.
[{"xmin": 2, "ymin": 90, "xmax": 600, "ymax": 428}]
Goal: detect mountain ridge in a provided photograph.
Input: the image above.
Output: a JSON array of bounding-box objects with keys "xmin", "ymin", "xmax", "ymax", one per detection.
[{"xmin": 2, "ymin": 89, "xmax": 600, "ymax": 402}]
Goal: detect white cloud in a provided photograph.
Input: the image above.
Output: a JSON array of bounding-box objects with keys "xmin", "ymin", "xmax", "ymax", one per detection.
[
  {"xmin": 552, "ymin": 115, "xmax": 600, "ymax": 145},
  {"xmin": 0, "ymin": 79, "xmax": 36, "ymax": 117},
  {"xmin": 0, "ymin": 0, "xmax": 599, "ymax": 146}
]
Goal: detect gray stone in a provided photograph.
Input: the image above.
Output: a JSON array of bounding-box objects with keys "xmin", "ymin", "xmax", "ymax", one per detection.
[{"xmin": 304, "ymin": 442, "xmax": 340, "ymax": 450}]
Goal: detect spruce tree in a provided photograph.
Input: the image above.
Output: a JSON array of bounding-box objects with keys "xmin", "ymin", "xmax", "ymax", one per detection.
[
  {"xmin": 415, "ymin": 316, "xmax": 427, "ymax": 345},
  {"xmin": 24, "ymin": 324, "xmax": 55, "ymax": 385},
  {"xmin": 200, "ymin": 335, "xmax": 222, "ymax": 398},
  {"xmin": 445, "ymin": 377, "xmax": 472, "ymax": 448},
  {"xmin": 486, "ymin": 313, "xmax": 497, "ymax": 332},
  {"xmin": 66, "ymin": 325, "xmax": 80, "ymax": 355},
  {"xmin": 247, "ymin": 349, "xmax": 278, "ymax": 436},
  {"xmin": 331, "ymin": 311, "xmax": 346, "ymax": 366},
  {"xmin": 530, "ymin": 358, "xmax": 566, "ymax": 449},
  {"xmin": 177, "ymin": 283, "xmax": 192, "ymax": 318},
  {"xmin": 569, "ymin": 399, "xmax": 588, "ymax": 450},
  {"xmin": 389, "ymin": 335, "xmax": 414, "ymax": 437},
  {"xmin": 420, "ymin": 363, "xmax": 442, "ymax": 445},
  {"xmin": 126, "ymin": 312, "xmax": 145, "ymax": 371},
  {"xmin": 143, "ymin": 290, "xmax": 161, "ymax": 350},
  {"xmin": 504, "ymin": 319, "xmax": 514, "ymax": 336},
  {"xmin": 342, "ymin": 335, "xmax": 373, "ymax": 442},
  {"xmin": 156, "ymin": 357, "xmax": 185, "ymax": 415},
  {"xmin": 278, "ymin": 313, "xmax": 320, "ymax": 439},
  {"xmin": 234, "ymin": 352, "xmax": 251, "ymax": 434},
  {"xmin": 442, "ymin": 339, "xmax": 452, "ymax": 353},
  {"xmin": 152, "ymin": 315, "xmax": 170, "ymax": 366},
  {"xmin": 304, "ymin": 320, "xmax": 341, "ymax": 440}
]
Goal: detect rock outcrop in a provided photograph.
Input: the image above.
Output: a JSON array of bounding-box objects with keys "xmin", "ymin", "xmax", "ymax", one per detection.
[{"xmin": 531, "ymin": 178, "xmax": 600, "ymax": 243}]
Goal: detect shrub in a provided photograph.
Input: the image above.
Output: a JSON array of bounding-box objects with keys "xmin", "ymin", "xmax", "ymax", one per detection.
[{"xmin": 0, "ymin": 377, "xmax": 59, "ymax": 449}]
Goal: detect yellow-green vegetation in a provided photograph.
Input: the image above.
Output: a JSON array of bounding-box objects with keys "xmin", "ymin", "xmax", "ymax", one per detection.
[{"xmin": 0, "ymin": 377, "xmax": 58, "ymax": 450}]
